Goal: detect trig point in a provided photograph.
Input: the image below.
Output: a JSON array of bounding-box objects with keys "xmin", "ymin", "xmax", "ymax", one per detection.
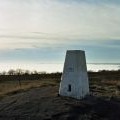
[{"xmin": 59, "ymin": 50, "xmax": 89, "ymax": 99}]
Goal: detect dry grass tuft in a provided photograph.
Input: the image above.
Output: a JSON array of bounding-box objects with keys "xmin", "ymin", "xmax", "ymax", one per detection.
[{"xmin": 0, "ymin": 79, "xmax": 59, "ymax": 99}]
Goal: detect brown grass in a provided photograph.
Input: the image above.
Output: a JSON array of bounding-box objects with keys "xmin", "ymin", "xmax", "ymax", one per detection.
[{"xmin": 0, "ymin": 79, "xmax": 59, "ymax": 99}]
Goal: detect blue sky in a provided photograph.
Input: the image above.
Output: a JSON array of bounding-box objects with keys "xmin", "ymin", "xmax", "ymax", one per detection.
[{"xmin": 0, "ymin": 0, "xmax": 120, "ymax": 71}]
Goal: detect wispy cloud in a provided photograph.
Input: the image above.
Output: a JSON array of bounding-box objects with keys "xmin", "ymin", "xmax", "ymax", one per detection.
[
  {"xmin": 0, "ymin": 0, "xmax": 120, "ymax": 64},
  {"xmin": 57, "ymin": 0, "xmax": 120, "ymax": 4},
  {"xmin": 0, "ymin": 0, "xmax": 120, "ymax": 36}
]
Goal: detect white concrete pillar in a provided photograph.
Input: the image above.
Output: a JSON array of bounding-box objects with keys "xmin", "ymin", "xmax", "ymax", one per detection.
[{"xmin": 59, "ymin": 50, "xmax": 89, "ymax": 99}]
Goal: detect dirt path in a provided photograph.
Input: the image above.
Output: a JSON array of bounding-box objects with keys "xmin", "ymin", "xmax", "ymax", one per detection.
[{"xmin": 0, "ymin": 86, "xmax": 120, "ymax": 120}]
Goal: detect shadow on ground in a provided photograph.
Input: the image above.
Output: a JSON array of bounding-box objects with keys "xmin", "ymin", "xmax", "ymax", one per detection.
[{"xmin": 0, "ymin": 86, "xmax": 120, "ymax": 120}]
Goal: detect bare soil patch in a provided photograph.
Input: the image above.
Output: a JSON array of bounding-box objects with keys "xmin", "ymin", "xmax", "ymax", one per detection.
[{"xmin": 0, "ymin": 84, "xmax": 120, "ymax": 120}]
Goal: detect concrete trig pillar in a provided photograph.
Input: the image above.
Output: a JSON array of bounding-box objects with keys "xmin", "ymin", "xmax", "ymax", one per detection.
[{"xmin": 59, "ymin": 50, "xmax": 89, "ymax": 99}]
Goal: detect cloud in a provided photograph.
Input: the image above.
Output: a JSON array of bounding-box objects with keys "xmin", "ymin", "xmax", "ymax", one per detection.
[
  {"xmin": 0, "ymin": 0, "xmax": 120, "ymax": 36},
  {"xmin": 57, "ymin": 0, "xmax": 120, "ymax": 4},
  {"xmin": 0, "ymin": 31, "xmax": 120, "ymax": 51},
  {"xmin": 0, "ymin": 0, "xmax": 120, "ymax": 63}
]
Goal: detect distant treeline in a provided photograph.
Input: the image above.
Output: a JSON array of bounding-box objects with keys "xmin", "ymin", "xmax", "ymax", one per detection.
[
  {"xmin": 0, "ymin": 69, "xmax": 120, "ymax": 81},
  {"xmin": 89, "ymin": 70, "xmax": 120, "ymax": 81},
  {"xmin": 0, "ymin": 69, "xmax": 62, "ymax": 81},
  {"xmin": 0, "ymin": 69, "xmax": 48, "ymax": 75},
  {"xmin": 0, "ymin": 74, "xmax": 62, "ymax": 81},
  {"xmin": 0, "ymin": 69, "xmax": 120, "ymax": 75}
]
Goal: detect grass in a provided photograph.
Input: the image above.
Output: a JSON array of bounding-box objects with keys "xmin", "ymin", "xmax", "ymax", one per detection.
[
  {"xmin": 0, "ymin": 71, "xmax": 120, "ymax": 100},
  {"xmin": 89, "ymin": 79, "xmax": 120, "ymax": 98},
  {"xmin": 0, "ymin": 78, "xmax": 59, "ymax": 99}
]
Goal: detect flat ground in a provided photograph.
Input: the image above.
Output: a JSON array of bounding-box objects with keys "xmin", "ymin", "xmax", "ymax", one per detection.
[{"xmin": 0, "ymin": 73, "xmax": 120, "ymax": 120}]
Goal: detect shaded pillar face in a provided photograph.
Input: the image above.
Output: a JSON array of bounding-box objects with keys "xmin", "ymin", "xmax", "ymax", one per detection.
[{"xmin": 59, "ymin": 50, "xmax": 89, "ymax": 99}]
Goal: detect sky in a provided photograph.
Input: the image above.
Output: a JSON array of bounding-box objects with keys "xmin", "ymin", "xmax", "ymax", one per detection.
[{"xmin": 0, "ymin": 0, "xmax": 120, "ymax": 72}]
